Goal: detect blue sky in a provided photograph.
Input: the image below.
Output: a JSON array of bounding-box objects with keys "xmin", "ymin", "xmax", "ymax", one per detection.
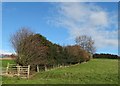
[{"xmin": 1, "ymin": 2, "xmax": 118, "ymax": 55}]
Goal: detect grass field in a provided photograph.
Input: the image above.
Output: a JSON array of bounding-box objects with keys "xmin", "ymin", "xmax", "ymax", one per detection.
[
  {"xmin": 1, "ymin": 60, "xmax": 16, "ymax": 67},
  {"xmin": 1, "ymin": 59, "xmax": 118, "ymax": 84}
]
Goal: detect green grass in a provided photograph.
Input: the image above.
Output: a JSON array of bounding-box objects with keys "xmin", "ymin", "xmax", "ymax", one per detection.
[
  {"xmin": 1, "ymin": 60, "xmax": 16, "ymax": 67},
  {"xmin": 2, "ymin": 59, "xmax": 118, "ymax": 84}
]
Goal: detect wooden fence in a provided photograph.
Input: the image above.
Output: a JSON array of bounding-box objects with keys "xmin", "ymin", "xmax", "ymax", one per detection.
[{"xmin": 5, "ymin": 63, "xmax": 30, "ymax": 78}]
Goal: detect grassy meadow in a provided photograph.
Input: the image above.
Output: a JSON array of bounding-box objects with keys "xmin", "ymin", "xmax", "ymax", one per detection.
[
  {"xmin": 1, "ymin": 59, "xmax": 118, "ymax": 84},
  {"xmin": 2, "ymin": 60, "xmax": 16, "ymax": 67}
]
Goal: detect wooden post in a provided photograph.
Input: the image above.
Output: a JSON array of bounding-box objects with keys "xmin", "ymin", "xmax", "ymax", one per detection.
[
  {"xmin": 27, "ymin": 65, "xmax": 30, "ymax": 79},
  {"xmin": 37, "ymin": 65, "xmax": 39, "ymax": 72},
  {"xmin": 45, "ymin": 64, "xmax": 47, "ymax": 71},
  {"xmin": 6, "ymin": 63, "xmax": 9, "ymax": 74},
  {"xmin": 58, "ymin": 64, "xmax": 60, "ymax": 67},
  {"xmin": 17, "ymin": 66, "xmax": 20, "ymax": 76}
]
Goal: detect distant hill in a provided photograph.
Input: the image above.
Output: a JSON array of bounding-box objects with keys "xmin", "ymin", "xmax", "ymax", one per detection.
[
  {"xmin": 0, "ymin": 54, "xmax": 11, "ymax": 58},
  {"xmin": 0, "ymin": 54, "xmax": 17, "ymax": 59}
]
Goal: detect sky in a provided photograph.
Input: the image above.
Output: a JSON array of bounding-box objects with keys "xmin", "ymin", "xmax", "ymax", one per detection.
[{"xmin": 1, "ymin": 2, "xmax": 118, "ymax": 55}]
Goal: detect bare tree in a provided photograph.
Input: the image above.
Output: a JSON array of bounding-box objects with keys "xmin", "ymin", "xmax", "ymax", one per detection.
[
  {"xmin": 75, "ymin": 35, "xmax": 96, "ymax": 54},
  {"xmin": 10, "ymin": 27, "xmax": 34, "ymax": 54},
  {"xmin": 10, "ymin": 28, "xmax": 49, "ymax": 70},
  {"xmin": 10, "ymin": 27, "xmax": 34, "ymax": 65}
]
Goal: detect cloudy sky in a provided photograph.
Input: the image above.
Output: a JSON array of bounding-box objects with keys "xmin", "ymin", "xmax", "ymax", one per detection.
[{"xmin": 1, "ymin": 2, "xmax": 118, "ymax": 55}]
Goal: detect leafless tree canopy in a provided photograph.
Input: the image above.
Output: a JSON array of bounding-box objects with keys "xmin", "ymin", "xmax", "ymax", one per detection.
[
  {"xmin": 75, "ymin": 35, "xmax": 96, "ymax": 54},
  {"xmin": 10, "ymin": 27, "xmax": 34, "ymax": 54}
]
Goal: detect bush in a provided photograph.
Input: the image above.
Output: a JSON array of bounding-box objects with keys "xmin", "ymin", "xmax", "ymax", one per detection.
[{"xmin": 65, "ymin": 45, "xmax": 91, "ymax": 64}]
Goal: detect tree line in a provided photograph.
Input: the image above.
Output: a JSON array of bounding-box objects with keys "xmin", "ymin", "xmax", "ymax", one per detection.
[
  {"xmin": 11, "ymin": 28, "xmax": 95, "ymax": 71},
  {"xmin": 93, "ymin": 53, "xmax": 119, "ymax": 59}
]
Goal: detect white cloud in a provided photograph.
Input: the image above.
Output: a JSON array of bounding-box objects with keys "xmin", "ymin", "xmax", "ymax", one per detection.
[
  {"xmin": 51, "ymin": 2, "xmax": 118, "ymax": 50},
  {"xmin": 0, "ymin": 50, "xmax": 15, "ymax": 55},
  {"xmin": 89, "ymin": 11, "xmax": 108, "ymax": 26}
]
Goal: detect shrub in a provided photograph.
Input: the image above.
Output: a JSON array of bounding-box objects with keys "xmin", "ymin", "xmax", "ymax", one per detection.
[{"xmin": 65, "ymin": 45, "xmax": 91, "ymax": 64}]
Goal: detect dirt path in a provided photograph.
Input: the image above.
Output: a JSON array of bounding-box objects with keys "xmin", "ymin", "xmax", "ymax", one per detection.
[{"xmin": 0, "ymin": 57, "xmax": 15, "ymax": 60}]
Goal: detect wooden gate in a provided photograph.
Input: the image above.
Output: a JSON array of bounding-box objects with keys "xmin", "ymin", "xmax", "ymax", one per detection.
[{"xmin": 5, "ymin": 63, "xmax": 30, "ymax": 78}]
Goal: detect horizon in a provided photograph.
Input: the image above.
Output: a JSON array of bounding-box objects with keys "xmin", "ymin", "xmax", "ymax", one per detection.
[{"xmin": 1, "ymin": 2, "xmax": 118, "ymax": 55}]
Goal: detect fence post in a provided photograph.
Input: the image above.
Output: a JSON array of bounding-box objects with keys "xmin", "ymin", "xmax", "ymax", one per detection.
[
  {"xmin": 27, "ymin": 65, "xmax": 30, "ymax": 79},
  {"xmin": 6, "ymin": 63, "xmax": 9, "ymax": 74},
  {"xmin": 45, "ymin": 64, "xmax": 47, "ymax": 71},
  {"xmin": 37, "ymin": 65, "xmax": 39, "ymax": 72},
  {"xmin": 17, "ymin": 65, "xmax": 20, "ymax": 76}
]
